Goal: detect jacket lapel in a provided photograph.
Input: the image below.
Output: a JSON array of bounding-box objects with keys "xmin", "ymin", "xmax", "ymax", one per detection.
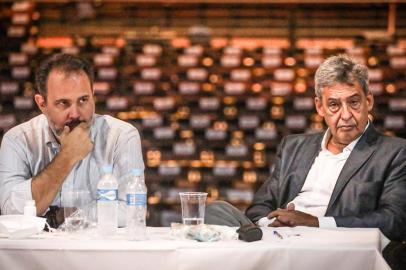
[
  {"xmin": 284, "ymin": 134, "xmax": 322, "ymax": 205},
  {"xmin": 326, "ymin": 125, "xmax": 379, "ymax": 211}
]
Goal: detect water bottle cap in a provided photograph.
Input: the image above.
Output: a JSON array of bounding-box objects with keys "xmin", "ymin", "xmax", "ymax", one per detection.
[
  {"xmin": 103, "ymin": 165, "xmax": 113, "ymax": 174},
  {"xmin": 131, "ymin": 168, "xmax": 143, "ymax": 176}
]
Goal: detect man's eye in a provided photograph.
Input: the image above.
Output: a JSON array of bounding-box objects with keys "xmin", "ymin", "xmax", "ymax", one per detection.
[
  {"xmin": 350, "ymin": 100, "xmax": 360, "ymax": 108},
  {"xmin": 328, "ymin": 103, "xmax": 339, "ymax": 111},
  {"xmin": 79, "ymin": 98, "xmax": 88, "ymax": 104},
  {"xmin": 57, "ymin": 101, "xmax": 69, "ymax": 107}
]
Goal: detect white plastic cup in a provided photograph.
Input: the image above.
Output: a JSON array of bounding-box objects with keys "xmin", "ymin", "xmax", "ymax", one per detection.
[
  {"xmin": 23, "ymin": 200, "xmax": 36, "ymax": 216},
  {"xmin": 179, "ymin": 192, "xmax": 207, "ymax": 225},
  {"xmin": 61, "ymin": 190, "xmax": 91, "ymax": 232}
]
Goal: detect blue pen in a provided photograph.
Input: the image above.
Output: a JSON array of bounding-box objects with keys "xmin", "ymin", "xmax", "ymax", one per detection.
[{"xmin": 273, "ymin": 230, "xmax": 283, "ymax": 239}]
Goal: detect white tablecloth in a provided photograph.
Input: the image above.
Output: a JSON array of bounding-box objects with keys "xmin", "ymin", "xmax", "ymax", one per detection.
[{"xmin": 0, "ymin": 226, "xmax": 390, "ymax": 270}]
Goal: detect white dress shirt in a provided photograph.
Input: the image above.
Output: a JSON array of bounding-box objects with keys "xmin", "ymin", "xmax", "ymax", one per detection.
[{"xmin": 258, "ymin": 123, "xmax": 369, "ymax": 228}]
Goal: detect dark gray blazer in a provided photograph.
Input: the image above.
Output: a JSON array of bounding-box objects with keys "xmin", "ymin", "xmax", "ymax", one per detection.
[{"xmin": 246, "ymin": 124, "xmax": 406, "ymax": 241}]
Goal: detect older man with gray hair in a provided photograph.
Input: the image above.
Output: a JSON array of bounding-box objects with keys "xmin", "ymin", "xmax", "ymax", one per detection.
[{"xmin": 206, "ymin": 55, "xmax": 406, "ymax": 247}]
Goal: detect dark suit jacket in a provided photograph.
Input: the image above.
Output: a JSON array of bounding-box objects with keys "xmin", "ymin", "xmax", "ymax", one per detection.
[{"xmin": 246, "ymin": 124, "xmax": 406, "ymax": 241}]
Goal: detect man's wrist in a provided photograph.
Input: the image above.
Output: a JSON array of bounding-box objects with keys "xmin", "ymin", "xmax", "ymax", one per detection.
[{"xmin": 58, "ymin": 147, "xmax": 80, "ymax": 167}]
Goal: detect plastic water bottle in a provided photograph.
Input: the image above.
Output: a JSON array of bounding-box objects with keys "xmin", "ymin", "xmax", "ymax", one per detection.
[
  {"xmin": 97, "ymin": 165, "xmax": 118, "ymax": 236},
  {"xmin": 126, "ymin": 168, "xmax": 147, "ymax": 240}
]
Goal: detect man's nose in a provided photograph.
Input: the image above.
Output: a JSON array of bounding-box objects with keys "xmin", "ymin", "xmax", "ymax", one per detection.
[
  {"xmin": 340, "ymin": 103, "xmax": 353, "ymax": 120},
  {"xmin": 68, "ymin": 104, "xmax": 80, "ymax": 119}
]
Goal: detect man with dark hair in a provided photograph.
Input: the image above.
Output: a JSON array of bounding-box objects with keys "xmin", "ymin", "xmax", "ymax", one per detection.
[
  {"xmin": 0, "ymin": 53, "xmax": 144, "ymax": 226},
  {"xmin": 206, "ymin": 54, "xmax": 406, "ymax": 242}
]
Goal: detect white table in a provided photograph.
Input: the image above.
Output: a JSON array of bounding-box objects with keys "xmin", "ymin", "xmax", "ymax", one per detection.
[{"xmin": 0, "ymin": 226, "xmax": 390, "ymax": 270}]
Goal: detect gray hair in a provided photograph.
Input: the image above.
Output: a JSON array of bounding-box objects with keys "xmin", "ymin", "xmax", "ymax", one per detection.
[{"xmin": 314, "ymin": 54, "xmax": 369, "ymax": 97}]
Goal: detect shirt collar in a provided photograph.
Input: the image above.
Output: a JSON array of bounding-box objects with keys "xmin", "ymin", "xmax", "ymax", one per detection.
[
  {"xmin": 45, "ymin": 122, "xmax": 59, "ymax": 150},
  {"xmin": 321, "ymin": 121, "xmax": 370, "ymax": 153}
]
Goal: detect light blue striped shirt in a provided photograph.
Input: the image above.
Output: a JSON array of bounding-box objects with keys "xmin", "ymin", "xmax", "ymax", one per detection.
[{"xmin": 0, "ymin": 114, "xmax": 144, "ymax": 225}]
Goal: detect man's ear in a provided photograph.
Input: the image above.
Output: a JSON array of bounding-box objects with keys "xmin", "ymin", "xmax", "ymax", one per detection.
[
  {"xmin": 34, "ymin": 94, "xmax": 46, "ymax": 114},
  {"xmin": 366, "ymin": 91, "xmax": 374, "ymax": 112},
  {"xmin": 314, "ymin": 96, "xmax": 324, "ymax": 117}
]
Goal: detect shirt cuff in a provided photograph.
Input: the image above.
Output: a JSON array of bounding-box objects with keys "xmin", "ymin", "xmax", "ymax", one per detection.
[
  {"xmin": 256, "ymin": 217, "xmax": 276, "ymax": 227},
  {"xmin": 318, "ymin": 217, "xmax": 337, "ymax": 228}
]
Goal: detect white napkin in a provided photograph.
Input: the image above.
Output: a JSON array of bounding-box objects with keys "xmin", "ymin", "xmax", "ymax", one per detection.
[
  {"xmin": 170, "ymin": 223, "xmax": 238, "ymax": 242},
  {"xmin": 0, "ymin": 215, "xmax": 46, "ymax": 239}
]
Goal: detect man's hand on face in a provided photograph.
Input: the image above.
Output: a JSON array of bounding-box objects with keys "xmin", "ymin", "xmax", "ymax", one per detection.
[
  {"xmin": 59, "ymin": 122, "xmax": 93, "ymax": 163},
  {"xmin": 267, "ymin": 204, "xmax": 319, "ymax": 227}
]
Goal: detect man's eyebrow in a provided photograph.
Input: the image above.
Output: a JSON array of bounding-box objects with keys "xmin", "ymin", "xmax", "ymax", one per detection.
[
  {"xmin": 327, "ymin": 97, "xmax": 339, "ymax": 102},
  {"xmin": 327, "ymin": 93, "xmax": 361, "ymax": 101},
  {"xmin": 347, "ymin": 93, "xmax": 361, "ymax": 99},
  {"xmin": 54, "ymin": 98, "xmax": 70, "ymax": 104}
]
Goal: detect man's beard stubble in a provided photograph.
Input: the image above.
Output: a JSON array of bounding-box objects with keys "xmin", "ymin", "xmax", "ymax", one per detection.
[
  {"xmin": 49, "ymin": 119, "xmax": 86, "ymax": 141},
  {"xmin": 65, "ymin": 119, "xmax": 83, "ymax": 131}
]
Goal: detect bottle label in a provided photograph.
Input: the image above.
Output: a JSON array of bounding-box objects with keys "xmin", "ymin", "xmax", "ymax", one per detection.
[
  {"xmin": 98, "ymin": 189, "xmax": 118, "ymax": 201},
  {"xmin": 126, "ymin": 193, "xmax": 147, "ymax": 206}
]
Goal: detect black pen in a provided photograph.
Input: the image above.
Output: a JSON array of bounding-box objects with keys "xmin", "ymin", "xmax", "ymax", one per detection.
[{"xmin": 273, "ymin": 230, "xmax": 283, "ymax": 239}]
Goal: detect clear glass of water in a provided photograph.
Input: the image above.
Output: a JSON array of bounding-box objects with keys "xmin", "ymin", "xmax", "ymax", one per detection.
[
  {"xmin": 179, "ymin": 192, "xmax": 207, "ymax": 225},
  {"xmin": 61, "ymin": 190, "xmax": 91, "ymax": 232}
]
